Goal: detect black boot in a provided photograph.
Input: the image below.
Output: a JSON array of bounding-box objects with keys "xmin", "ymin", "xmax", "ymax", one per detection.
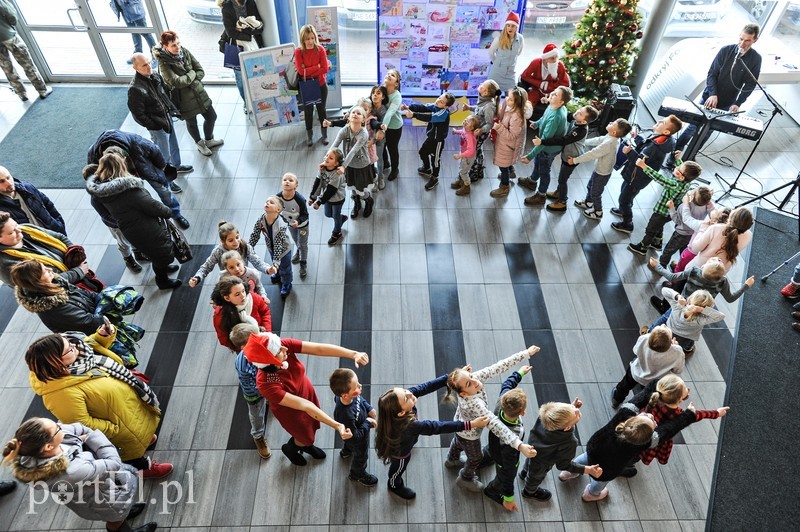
[
  {"xmin": 126, "ymin": 502, "xmax": 146, "ymax": 520},
  {"xmin": 363, "ymin": 196, "xmax": 374, "ymax": 218},
  {"xmin": 300, "ymin": 445, "xmax": 326, "ymax": 459},
  {"xmin": 321, "ymin": 126, "xmax": 329, "ymax": 145},
  {"xmin": 351, "ymin": 197, "xmax": 362, "ymax": 219},
  {"xmin": 306, "ymin": 129, "xmax": 313, "ymax": 147},
  {"xmin": 281, "ymin": 437, "xmax": 307, "ymax": 466},
  {"xmin": 155, "ymin": 277, "xmax": 181, "ymax": 290}
]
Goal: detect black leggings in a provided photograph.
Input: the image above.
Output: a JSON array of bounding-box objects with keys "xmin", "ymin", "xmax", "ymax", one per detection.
[
  {"xmin": 185, "ymin": 105, "xmax": 218, "ymax": 143},
  {"xmin": 383, "ymin": 126, "xmax": 403, "ymax": 172},
  {"xmin": 303, "ymin": 83, "xmax": 328, "ymax": 130}
]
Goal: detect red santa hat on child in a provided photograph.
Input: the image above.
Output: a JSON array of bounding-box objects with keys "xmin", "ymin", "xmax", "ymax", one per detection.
[
  {"xmin": 505, "ymin": 12, "xmax": 520, "ymax": 28},
  {"xmin": 542, "ymin": 43, "xmax": 560, "ymax": 60},
  {"xmin": 243, "ymin": 332, "xmax": 288, "ymax": 369}
]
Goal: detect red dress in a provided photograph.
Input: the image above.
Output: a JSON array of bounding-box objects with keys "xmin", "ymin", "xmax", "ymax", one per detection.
[
  {"xmin": 256, "ymin": 338, "xmax": 321, "ymax": 443},
  {"xmin": 212, "ymin": 292, "xmax": 272, "ymax": 351}
]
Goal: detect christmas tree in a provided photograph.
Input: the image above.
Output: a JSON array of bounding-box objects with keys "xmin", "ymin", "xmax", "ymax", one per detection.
[{"xmin": 561, "ymin": 0, "xmax": 644, "ymax": 99}]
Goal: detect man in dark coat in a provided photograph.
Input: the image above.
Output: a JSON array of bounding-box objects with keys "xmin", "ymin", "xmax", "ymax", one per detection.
[
  {"xmin": 86, "ymin": 129, "xmax": 190, "ymax": 229},
  {"xmin": 0, "ymin": 165, "xmax": 66, "ymax": 234},
  {"xmin": 128, "ymin": 53, "xmax": 193, "ymax": 178}
]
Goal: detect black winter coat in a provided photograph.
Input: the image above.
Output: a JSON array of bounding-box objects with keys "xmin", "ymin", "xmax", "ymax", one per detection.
[
  {"xmin": 86, "ymin": 130, "xmax": 168, "ymax": 187},
  {"xmin": 128, "ymin": 72, "xmax": 179, "ymax": 133},
  {"xmin": 221, "ymin": 0, "xmax": 264, "ymax": 47},
  {"xmin": 85, "ymin": 175, "xmax": 173, "ymax": 263},
  {"xmin": 0, "ymin": 179, "xmax": 65, "ymax": 234},
  {"xmin": 15, "ymin": 273, "xmax": 103, "ymax": 335}
]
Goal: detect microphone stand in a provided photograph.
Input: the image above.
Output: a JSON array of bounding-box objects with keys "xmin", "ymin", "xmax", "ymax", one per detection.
[{"xmin": 717, "ymin": 50, "xmax": 783, "ymax": 202}]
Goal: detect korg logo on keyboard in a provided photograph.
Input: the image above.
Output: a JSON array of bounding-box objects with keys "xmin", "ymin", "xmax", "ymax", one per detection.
[{"xmin": 735, "ymin": 127, "xmax": 757, "ymax": 138}]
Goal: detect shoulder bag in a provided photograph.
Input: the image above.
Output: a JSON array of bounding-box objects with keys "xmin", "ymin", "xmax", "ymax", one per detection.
[{"xmin": 165, "ymin": 219, "xmax": 193, "ymax": 263}]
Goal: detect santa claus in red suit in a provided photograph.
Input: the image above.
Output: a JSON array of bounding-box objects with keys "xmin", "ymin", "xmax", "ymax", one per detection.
[{"xmin": 519, "ymin": 43, "xmax": 571, "ymax": 116}]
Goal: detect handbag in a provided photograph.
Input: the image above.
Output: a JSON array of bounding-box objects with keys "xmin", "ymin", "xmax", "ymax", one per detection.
[
  {"xmin": 284, "ymin": 58, "xmax": 300, "ymax": 90},
  {"xmin": 223, "ymin": 41, "xmax": 242, "ymax": 70},
  {"xmin": 490, "ymin": 117, "xmax": 499, "ymax": 143},
  {"xmin": 165, "ymin": 219, "xmax": 193, "ymax": 263},
  {"xmin": 63, "ymin": 245, "xmax": 105, "ymax": 293},
  {"xmin": 299, "ymin": 78, "xmax": 322, "ymax": 106}
]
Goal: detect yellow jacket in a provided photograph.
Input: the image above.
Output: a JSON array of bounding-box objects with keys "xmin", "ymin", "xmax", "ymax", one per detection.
[{"xmin": 29, "ymin": 330, "xmax": 160, "ymax": 461}]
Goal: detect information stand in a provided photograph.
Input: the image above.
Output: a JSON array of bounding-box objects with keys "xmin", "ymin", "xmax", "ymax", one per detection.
[{"xmin": 240, "ymin": 44, "xmax": 302, "ymax": 138}]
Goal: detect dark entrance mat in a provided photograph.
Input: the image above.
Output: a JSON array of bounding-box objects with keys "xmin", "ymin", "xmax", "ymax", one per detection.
[{"xmin": 0, "ymin": 86, "xmax": 129, "ymax": 189}]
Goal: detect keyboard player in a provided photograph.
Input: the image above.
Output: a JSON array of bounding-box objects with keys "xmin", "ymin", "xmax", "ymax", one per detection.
[{"xmin": 669, "ymin": 24, "xmax": 763, "ymax": 167}]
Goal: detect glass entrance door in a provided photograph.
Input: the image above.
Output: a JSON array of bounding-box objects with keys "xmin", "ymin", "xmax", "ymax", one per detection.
[{"xmin": 10, "ymin": 0, "xmax": 165, "ymax": 81}]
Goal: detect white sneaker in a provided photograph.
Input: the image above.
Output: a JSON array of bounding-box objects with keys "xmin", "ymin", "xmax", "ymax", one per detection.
[
  {"xmin": 196, "ymin": 140, "xmax": 212, "ymax": 156},
  {"xmin": 204, "ymin": 138, "xmax": 224, "ymax": 149}
]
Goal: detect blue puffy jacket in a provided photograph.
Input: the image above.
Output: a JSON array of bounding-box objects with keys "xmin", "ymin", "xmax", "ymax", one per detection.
[
  {"xmin": 0, "ymin": 178, "xmax": 65, "ymax": 234},
  {"xmin": 87, "ymin": 129, "xmax": 168, "ymax": 187}
]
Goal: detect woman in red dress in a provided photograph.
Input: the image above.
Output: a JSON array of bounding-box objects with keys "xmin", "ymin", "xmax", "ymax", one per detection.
[{"xmin": 242, "ymin": 331, "xmax": 368, "ymax": 465}]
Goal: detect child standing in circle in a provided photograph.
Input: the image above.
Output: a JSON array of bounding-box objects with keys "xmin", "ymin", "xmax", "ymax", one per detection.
[
  {"xmin": 444, "ymin": 346, "xmax": 539, "ymax": 492},
  {"xmin": 376, "ymin": 376, "xmax": 490, "ymax": 500},
  {"xmin": 463, "ymin": 79, "xmax": 499, "ymax": 182},
  {"xmin": 329, "ymin": 368, "xmax": 378, "ymax": 487},
  {"xmin": 370, "ymin": 85, "xmax": 389, "ymax": 189},
  {"xmin": 490, "ymin": 87, "xmax": 527, "ymax": 198},
  {"xmin": 277, "ymin": 173, "xmax": 310, "ymax": 280},
  {"xmin": 332, "ymin": 106, "xmax": 374, "ymax": 219},
  {"xmin": 249, "ymin": 196, "xmax": 293, "ymax": 299},
  {"xmin": 310, "ymin": 148, "xmax": 349, "ymax": 246},
  {"xmin": 188, "ymin": 220, "xmax": 271, "ymax": 288},
  {"xmin": 221, "ymin": 250, "xmax": 267, "ymax": 300},
  {"xmin": 451, "ymin": 115, "xmax": 480, "ymax": 196},
  {"xmin": 211, "ymin": 274, "xmax": 271, "ymax": 352}
]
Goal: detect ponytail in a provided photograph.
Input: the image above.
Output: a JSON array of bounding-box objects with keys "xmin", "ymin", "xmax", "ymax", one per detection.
[{"xmin": 719, "ymin": 207, "xmax": 753, "ymax": 264}]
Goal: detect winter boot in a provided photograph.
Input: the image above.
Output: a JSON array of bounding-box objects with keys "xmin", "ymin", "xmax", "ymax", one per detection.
[
  {"xmin": 363, "ymin": 196, "xmax": 374, "ymax": 218},
  {"xmin": 351, "ymin": 196, "xmax": 362, "ymax": 218},
  {"xmin": 281, "ymin": 437, "xmax": 307, "ymax": 465},
  {"xmin": 306, "ymin": 129, "xmax": 314, "ymax": 147},
  {"xmin": 321, "ymin": 126, "xmax": 329, "ymax": 145}
]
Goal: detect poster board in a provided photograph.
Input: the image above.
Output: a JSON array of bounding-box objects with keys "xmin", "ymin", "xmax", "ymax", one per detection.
[
  {"xmin": 240, "ymin": 44, "xmax": 302, "ymax": 135},
  {"xmin": 377, "ymin": 0, "xmax": 524, "ymax": 97},
  {"xmin": 307, "ymin": 6, "xmax": 343, "ymax": 111}
]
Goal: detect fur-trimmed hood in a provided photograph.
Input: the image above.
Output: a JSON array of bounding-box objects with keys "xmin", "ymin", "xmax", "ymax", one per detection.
[
  {"xmin": 85, "ymin": 175, "xmax": 145, "ymax": 199},
  {"xmin": 15, "ymin": 285, "xmax": 69, "ymax": 313},
  {"xmin": 11, "ymin": 453, "xmax": 69, "ymax": 483}
]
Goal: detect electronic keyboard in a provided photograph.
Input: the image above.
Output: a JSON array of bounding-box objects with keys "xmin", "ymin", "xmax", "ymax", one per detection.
[{"xmin": 658, "ymin": 96, "xmax": 764, "ymax": 140}]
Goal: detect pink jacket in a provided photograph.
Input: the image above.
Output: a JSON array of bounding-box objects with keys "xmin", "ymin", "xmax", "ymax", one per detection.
[
  {"xmin": 455, "ymin": 128, "xmax": 477, "ymax": 159},
  {"xmin": 685, "ymin": 223, "xmax": 753, "ymax": 272},
  {"xmin": 492, "ymin": 105, "xmax": 524, "ymax": 168}
]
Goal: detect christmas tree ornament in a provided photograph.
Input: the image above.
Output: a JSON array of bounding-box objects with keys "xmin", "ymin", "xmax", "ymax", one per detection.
[
  {"xmin": 606, "ymin": 22, "xmax": 614, "ymax": 29},
  {"xmin": 609, "ymin": 58, "xmax": 617, "ymax": 64}
]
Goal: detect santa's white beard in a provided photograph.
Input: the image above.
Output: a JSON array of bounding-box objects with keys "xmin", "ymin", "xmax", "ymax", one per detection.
[{"xmin": 544, "ymin": 61, "xmax": 558, "ymax": 79}]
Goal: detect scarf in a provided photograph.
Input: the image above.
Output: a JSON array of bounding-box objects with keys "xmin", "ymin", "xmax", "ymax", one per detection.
[
  {"xmin": 66, "ymin": 335, "xmax": 160, "ymax": 410},
  {"xmin": 2, "ymin": 226, "xmax": 68, "ymax": 272},
  {"xmin": 236, "ymin": 293, "xmax": 258, "ymax": 328},
  {"xmin": 160, "ymin": 46, "xmax": 185, "ymax": 63}
]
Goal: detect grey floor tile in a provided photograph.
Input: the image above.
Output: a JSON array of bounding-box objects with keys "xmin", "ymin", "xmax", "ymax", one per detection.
[{"xmin": 659, "ymin": 446, "xmax": 709, "ymax": 520}]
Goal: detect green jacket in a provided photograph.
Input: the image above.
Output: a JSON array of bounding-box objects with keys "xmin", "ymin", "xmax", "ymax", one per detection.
[
  {"xmin": 0, "ymin": 0, "xmax": 19, "ymax": 42},
  {"xmin": 153, "ymin": 45, "xmax": 212, "ymax": 120}
]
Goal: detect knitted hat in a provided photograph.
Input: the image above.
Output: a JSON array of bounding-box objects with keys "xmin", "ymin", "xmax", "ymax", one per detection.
[
  {"xmin": 243, "ymin": 332, "xmax": 288, "ymax": 369},
  {"xmin": 505, "ymin": 12, "xmax": 520, "ymax": 28},
  {"xmin": 542, "ymin": 43, "xmax": 559, "ymax": 60}
]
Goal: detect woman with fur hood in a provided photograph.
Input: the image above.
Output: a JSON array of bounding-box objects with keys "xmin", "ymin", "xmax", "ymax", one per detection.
[
  {"xmin": 2, "ymin": 418, "xmax": 157, "ymax": 532},
  {"xmin": 85, "ymin": 152, "xmax": 181, "ymax": 289}
]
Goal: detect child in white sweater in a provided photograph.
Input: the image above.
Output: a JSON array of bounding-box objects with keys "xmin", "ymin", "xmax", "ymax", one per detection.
[{"xmin": 443, "ymin": 346, "xmax": 540, "ymax": 492}]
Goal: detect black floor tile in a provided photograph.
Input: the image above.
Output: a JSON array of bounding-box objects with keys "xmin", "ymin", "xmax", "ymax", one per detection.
[
  {"xmin": 513, "ymin": 284, "xmax": 552, "ymax": 330},
  {"xmin": 505, "ymin": 243, "xmax": 539, "ymax": 284},
  {"xmin": 429, "ymin": 284, "xmax": 462, "ymax": 331},
  {"xmin": 345, "ymin": 244, "xmax": 373, "ymax": 284},
  {"xmin": 583, "ymin": 243, "xmax": 621, "ymax": 284}
]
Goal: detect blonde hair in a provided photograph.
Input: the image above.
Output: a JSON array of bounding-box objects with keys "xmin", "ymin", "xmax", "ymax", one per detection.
[
  {"xmin": 685, "ymin": 289, "xmax": 714, "ymax": 321},
  {"xmin": 299, "ymin": 25, "xmax": 320, "ymax": 49},
  {"xmin": 701, "ymin": 260, "xmax": 726, "ymax": 283},
  {"xmin": 498, "ymin": 25, "xmax": 517, "ymax": 50},
  {"xmin": 539, "ymin": 402, "xmax": 575, "ymax": 431},
  {"xmin": 501, "ymin": 389, "xmax": 527, "ymax": 418},
  {"xmin": 648, "ymin": 374, "xmax": 686, "ymax": 408},
  {"xmin": 96, "ymin": 152, "xmax": 130, "ymax": 182}
]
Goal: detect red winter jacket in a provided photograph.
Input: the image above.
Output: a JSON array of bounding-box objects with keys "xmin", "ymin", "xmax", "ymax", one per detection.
[
  {"xmin": 213, "ymin": 291, "xmax": 272, "ymax": 351},
  {"xmin": 294, "ymin": 45, "xmax": 329, "ymax": 86}
]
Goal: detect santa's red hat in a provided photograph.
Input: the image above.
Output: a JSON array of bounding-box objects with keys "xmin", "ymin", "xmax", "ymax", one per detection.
[
  {"xmin": 243, "ymin": 332, "xmax": 287, "ymax": 369},
  {"xmin": 505, "ymin": 12, "xmax": 520, "ymax": 28},
  {"xmin": 542, "ymin": 43, "xmax": 560, "ymax": 60}
]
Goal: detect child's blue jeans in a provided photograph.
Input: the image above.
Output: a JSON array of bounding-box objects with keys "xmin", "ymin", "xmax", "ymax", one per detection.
[
  {"xmin": 585, "ymin": 171, "xmax": 611, "ymax": 211},
  {"xmin": 573, "ymin": 452, "xmax": 608, "ymax": 496},
  {"xmin": 499, "ymin": 166, "xmax": 512, "ymax": 186},
  {"xmin": 324, "ymin": 201, "xmax": 345, "ymax": 234},
  {"xmin": 278, "ymin": 252, "xmax": 293, "ymax": 289},
  {"xmin": 532, "ymin": 151, "xmax": 558, "ymax": 194}
]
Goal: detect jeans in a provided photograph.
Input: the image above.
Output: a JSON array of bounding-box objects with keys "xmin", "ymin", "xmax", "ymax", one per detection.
[
  {"xmin": 617, "ymin": 174, "xmax": 650, "ymax": 226},
  {"xmin": 277, "ymin": 252, "xmax": 293, "ymax": 290},
  {"xmin": 185, "ymin": 105, "xmax": 218, "ymax": 143},
  {"xmin": 574, "ymin": 452, "xmax": 608, "ymax": 495},
  {"xmin": 148, "ymin": 125, "xmax": 182, "ymax": 168},
  {"xmin": 555, "ymin": 161, "xmax": 578, "ymax": 202},
  {"xmin": 234, "ymin": 68, "xmax": 245, "ymax": 101},
  {"xmin": 649, "ymin": 308, "xmax": 671, "ymax": 331},
  {"xmin": 325, "ymin": 201, "xmax": 345, "ymax": 234},
  {"xmin": 288, "ymin": 224, "xmax": 309, "ymax": 262},
  {"xmin": 585, "ymin": 171, "xmax": 611, "ymax": 211},
  {"xmin": 342, "ymin": 437, "xmax": 369, "ymax": 478},
  {"xmin": 640, "ymin": 213, "xmax": 671, "ymax": 246},
  {"xmin": 247, "ymin": 397, "xmax": 267, "ymax": 439},
  {"xmin": 792, "ymin": 263, "xmax": 800, "ymax": 284},
  {"xmin": 499, "ymin": 166, "xmax": 512, "ymax": 186},
  {"xmin": 531, "ymin": 151, "xmax": 557, "ymax": 194},
  {"xmin": 147, "ymin": 179, "xmax": 181, "ymax": 217},
  {"xmin": 127, "ymin": 18, "xmax": 156, "ymax": 55}
]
